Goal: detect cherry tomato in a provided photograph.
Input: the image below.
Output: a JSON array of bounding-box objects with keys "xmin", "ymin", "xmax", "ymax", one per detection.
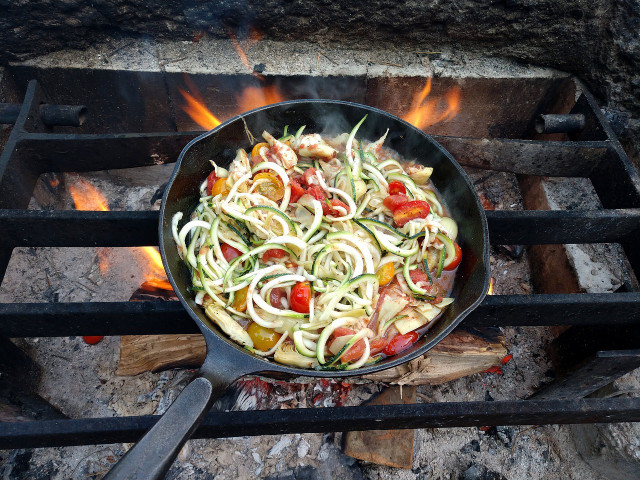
[
  {"xmin": 254, "ymin": 172, "xmax": 285, "ymax": 201},
  {"xmin": 302, "ymin": 167, "xmax": 320, "ymax": 187},
  {"xmin": 376, "ymin": 262, "xmax": 395, "ymax": 286},
  {"xmin": 205, "ymin": 171, "xmax": 217, "ymax": 196},
  {"xmin": 382, "ymin": 194, "xmax": 409, "ymax": 212},
  {"xmin": 220, "ymin": 243, "xmax": 242, "ymax": 262},
  {"xmin": 409, "ymin": 269, "xmax": 430, "ymax": 285},
  {"xmin": 83, "ymin": 336, "xmax": 103, "ymax": 345},
  {"xmin": 323, "ymin": 199, "xmax": 349, "ymax": 217},
  {"xmin": 251, "ymin": 142, "xmax": 269, "ymax": 158},
  {"xmin": 383, "ymin": 332, "xmax": 419, "ymax": 356},
  {"xmin": 393, "ymin": 200, "xmax": 431, "ymax": 227},
  {"xmin": 262, "ymin": 248, "xmax": 287, "ymax": 262},
  {"xmin": 340, "ymin": 337, "xmax": 388, "ymax": 363},
  {"xmin": 247, "ymin": 322, "xmax": 282, "ymax": 351},
  {"xmin": 332, "ymin": 327, "xmax": 356, "ymax": 338},
  {"xmin": 269, "ymin": 287, "xmax": 286, "ymax": 309},
  {"xmin": 211, "ymin": 177, "xmax": 229, "ymax": 196},
  {"xmin": 289, "ymin": 177, "xmax": 306, "ymax": 203},
  {"xmin": 290, "ymin": 281, "xmax": 312, "ymax": 313},
  {"xmin": 443, "ymin": 242, "xmax": 463, "ymax": 271},
  {"xmin": 231, "ymin": 286, "xmax": 248, "ymax": 313},
  {"xmin": 307, "ymin": 185, "xmax": 327, "ymax": 203},
  {"xmin": 388, "ymin": 180, "xmax": 407, "ymax": 196}
]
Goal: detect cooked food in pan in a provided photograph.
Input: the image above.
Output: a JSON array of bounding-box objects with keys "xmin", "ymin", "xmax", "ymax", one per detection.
[{"xmin": 171, "ymin": 117, "xmax": 462, "ymax": 370}]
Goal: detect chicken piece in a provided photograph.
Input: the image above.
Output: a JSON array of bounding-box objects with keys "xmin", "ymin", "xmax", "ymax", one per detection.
[
  {"xmin": 226, "ymin": 148, "xmax": 251, "ymax": 191},
  {"xmin": 406, "ymin": 164, "xmax": 434, "ymax": 185},
  {"xmin": 262, "ymin": 131, "xmax": 298, "ymax": 170},
  {"xmin": 294, "ymin": 133, "xmax": 337, "ymax": 160}
]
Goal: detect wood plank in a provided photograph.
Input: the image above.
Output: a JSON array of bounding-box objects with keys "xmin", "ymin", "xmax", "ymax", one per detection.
[
  {"xmin": 117, "ymin": 330, "xmax": 506, "ymax": 383},
  {"xmin": 343, "ymin": 386, "xmax": 416, "ymax": 469}
]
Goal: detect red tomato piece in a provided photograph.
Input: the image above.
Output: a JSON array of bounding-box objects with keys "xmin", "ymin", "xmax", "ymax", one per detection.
[
  {"xmin": 340, "ymin": 339, "xmax": 366, "ymax": 363},
  {"xmin": 384, "ymin": 332, "xmax": 419, "ymax": 356},
  {"xmin": 393, "ymin": 200, "xmax": 431, "ymax": 227},
  {"xmin": 290, "ymin": 281, "xmax": 312, "ymax": 313},
  {"xmin": 409, "ymin": 269, "xmax": 430, "ymax": 285},
  {"xmin": 302, "ymin": 167, "xmax": 320, "ymax": 187},
  {"xmin": 443, "ymin": 242, "xmax": 463, "ymax": 271},
  {"xmin": 388, "ymin": 180, "xmax": 407, "ymax": 196},
  {"xmin": 83, "ymin": 336, "xmax": 103, "ymax": 345},
  {"xmin": 262, "ymin": 248, "xmax": 287, "ymax": 262},
  {"xmin": 220, "ymin": 243, "xmax": 242, "ymax": 262},
  {"xmin": 307, "ymin": 185, "xmax": 327, "ymax": 203},
  {"xmin": 323, "ymin": 199, "xmax": 349, "ymax": 217},
  {"xmin": 270, "ymin": 287, "xmax": 286, "ymax": 309},
  {"xmin": 383, "ymin": 194, "xmax": 409, "ymax": 212},
  {"xmin": 289, "ymin": 178, "xmax": 306, "ymax": 203},
  {"xmin": 340, "ymin": 337, "xmax": 388, "ymax": 363},
  {"xmin": 333, "ymin": 327, "xmax": 356, "ymax": 337},
  {"xmin": 205, "ymin": 171, "xmax": 217, "ymax": 196},
  {"xmin": 369, "ymin": 337, "xmax": 388, "ymax": 356}
]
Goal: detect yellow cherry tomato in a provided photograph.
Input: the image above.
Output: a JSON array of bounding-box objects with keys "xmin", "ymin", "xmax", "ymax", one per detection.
[
  {"xmin": 231, "ymin": 286, "xmax": 248, "ymax": 312},
  {"xmin": 247, "ymin": 322, "xmax": 282, "ymax": 351},
  {"xmin": 252, "ymin": 142, "xmax": 269, "ymax": 158},
  {"xmin": 212, "ymin": 177, "xmax": 229, "ymax": 196},
  {"xmin": 376, "ymin": 262, "xmax": 395, "ymax": 286},
  {"xmin": 253, "ymin": 172, "xmax": 285, "ymax": 201}
]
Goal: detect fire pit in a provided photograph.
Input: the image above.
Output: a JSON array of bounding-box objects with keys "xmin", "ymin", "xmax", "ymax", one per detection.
[{"xmin": 1, "ymin": 32, "xmax": 640, "ymax": 478}]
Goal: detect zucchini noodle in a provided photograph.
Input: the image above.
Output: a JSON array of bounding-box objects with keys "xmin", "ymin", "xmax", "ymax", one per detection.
[{"xmin": 172, "ymin": 118, "xmax": 460, "ymax": 370}]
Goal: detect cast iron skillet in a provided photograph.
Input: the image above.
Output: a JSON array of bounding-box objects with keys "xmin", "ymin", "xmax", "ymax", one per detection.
[{"xmin": 105, "ymin": 100, "xmax": 490, "ymax": 479}]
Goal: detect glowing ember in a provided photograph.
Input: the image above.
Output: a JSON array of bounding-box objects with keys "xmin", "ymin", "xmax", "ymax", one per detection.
[
  {"xmin": 402, "ymin": 78, "xmax": 461, "ymax": 130},
  {"xmin": 236, "ymin": 85, "xmax": 285, "ymax": 112},
  {"xmin": 488, "ymin": 277, "xmax": 494, "ymax": 295},
  {"xmin": 68, "ymin": 176, "xmax": 109, "ymax": 211},
  {"xmin": 178, "ymin": 89, "xmax": 222, "ymax": 130}
]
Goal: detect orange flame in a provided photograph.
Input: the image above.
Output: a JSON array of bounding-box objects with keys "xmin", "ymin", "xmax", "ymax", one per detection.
[
  {"xmin": 229, "ymin": 28, "xmax": 263, "ymax": 74},
  {"xmin": 143, "ymin": 275, "xmax": 173, "ymax": 291},
  {"xmin": 68, "ymin": 176, "xmax": 171, "ymax": 290},
  {"xmin": 68, "ymin": 177, "xmax": 109, "ymax": 211},
  {"xmin": 403, "ymin": 78, "xmax": 461, "ymax": 130},
  {"xmin": 236, "ymin": 85, "xmax": 285, "ymax": 112},
  {"xmin": 178, "ymin": 89, "xmax": 222, "ymax": 130},
  {"xmin": 488, "ymin": 277, "xmax": 494, "ymax": 295}
]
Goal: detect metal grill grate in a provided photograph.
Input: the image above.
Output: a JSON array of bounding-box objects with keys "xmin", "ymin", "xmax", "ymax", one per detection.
[{"xmin": 1, "ymin": 79, "xmax": 640, "ymax": 450}]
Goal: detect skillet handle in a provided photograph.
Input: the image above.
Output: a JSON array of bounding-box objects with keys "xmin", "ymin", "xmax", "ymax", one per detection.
[{"xmin": 104, "ymin": 376, "xmax": 220, "ymax": 480}]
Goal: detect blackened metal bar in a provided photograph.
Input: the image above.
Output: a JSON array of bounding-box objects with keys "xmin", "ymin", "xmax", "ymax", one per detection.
[
  {"xmin": 3, "ymin": 209, "xmax": 638, "ymax": 248},
  {"xmin": 2, "ymin": 294, "xmax": 640, "ymax": 337},
  {"xmin": 485, "ymin": 209, "xmax": 640, "ymax": 245},
  {"xmin": 0, "ymin": 210, "xmax": 158, "ymax": 247},
  {"xmin": 431, "ymin": 135, "xmax": 609, "ymax": 177},
  {"xmin": 18, "ymin": 132, "xmax": 199, "ymax": 172},
  {"xmin": 14, "ymin": 134, "xmax": 610, "ymax": 176},
  {"xmin": 535, "ymin": 114, "xmax": 585, "ymax": 134},
  {"xmin": 0, "ymin": 302, "xmax": 196, "ymax": 337},
  {"xmin": 0, "ymin": 81, "xmax": 45, "ymax": 210},
  {"xmin": 530, "ymin": 350, "xmax": 640, "ymax": 400},
  {"xmin": 1, "ymin": 397, "xmax": 639, "ymax": 449},
  {"xmin": 39, "ymin": 104, "xmax": 88, "ymax": 127},
  {"xmin": 467, "ymin": 294, "xmax": 640, "ymax": 327}
]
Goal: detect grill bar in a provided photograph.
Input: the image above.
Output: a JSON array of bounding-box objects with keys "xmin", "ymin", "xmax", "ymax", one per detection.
[
  {"xmin": 1, "ymin": 397, "xmax": 639, "ymax": 450},
  {"xmin": 2, "ymin": 293, "xmax": 640, "ymax": 337},
  {"xmin": 1, "ymin": 209, "xmax": 638, "ymax": 248}
]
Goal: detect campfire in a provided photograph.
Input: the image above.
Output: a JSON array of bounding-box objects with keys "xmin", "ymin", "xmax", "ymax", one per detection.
[{"xmin": 0, "ymin": 15, "xmax": 639, "ymax": 479}]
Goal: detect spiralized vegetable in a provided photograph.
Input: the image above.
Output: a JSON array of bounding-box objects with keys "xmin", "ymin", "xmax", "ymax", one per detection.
[{"xmin": 172, "ymin": 118, "xmax": 460, "ymax": 370}]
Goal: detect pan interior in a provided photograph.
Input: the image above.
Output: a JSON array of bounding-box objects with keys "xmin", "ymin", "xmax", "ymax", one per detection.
[{"xmin": 160, "ymin": 100, "xmax": 489, "ymax": 377}]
